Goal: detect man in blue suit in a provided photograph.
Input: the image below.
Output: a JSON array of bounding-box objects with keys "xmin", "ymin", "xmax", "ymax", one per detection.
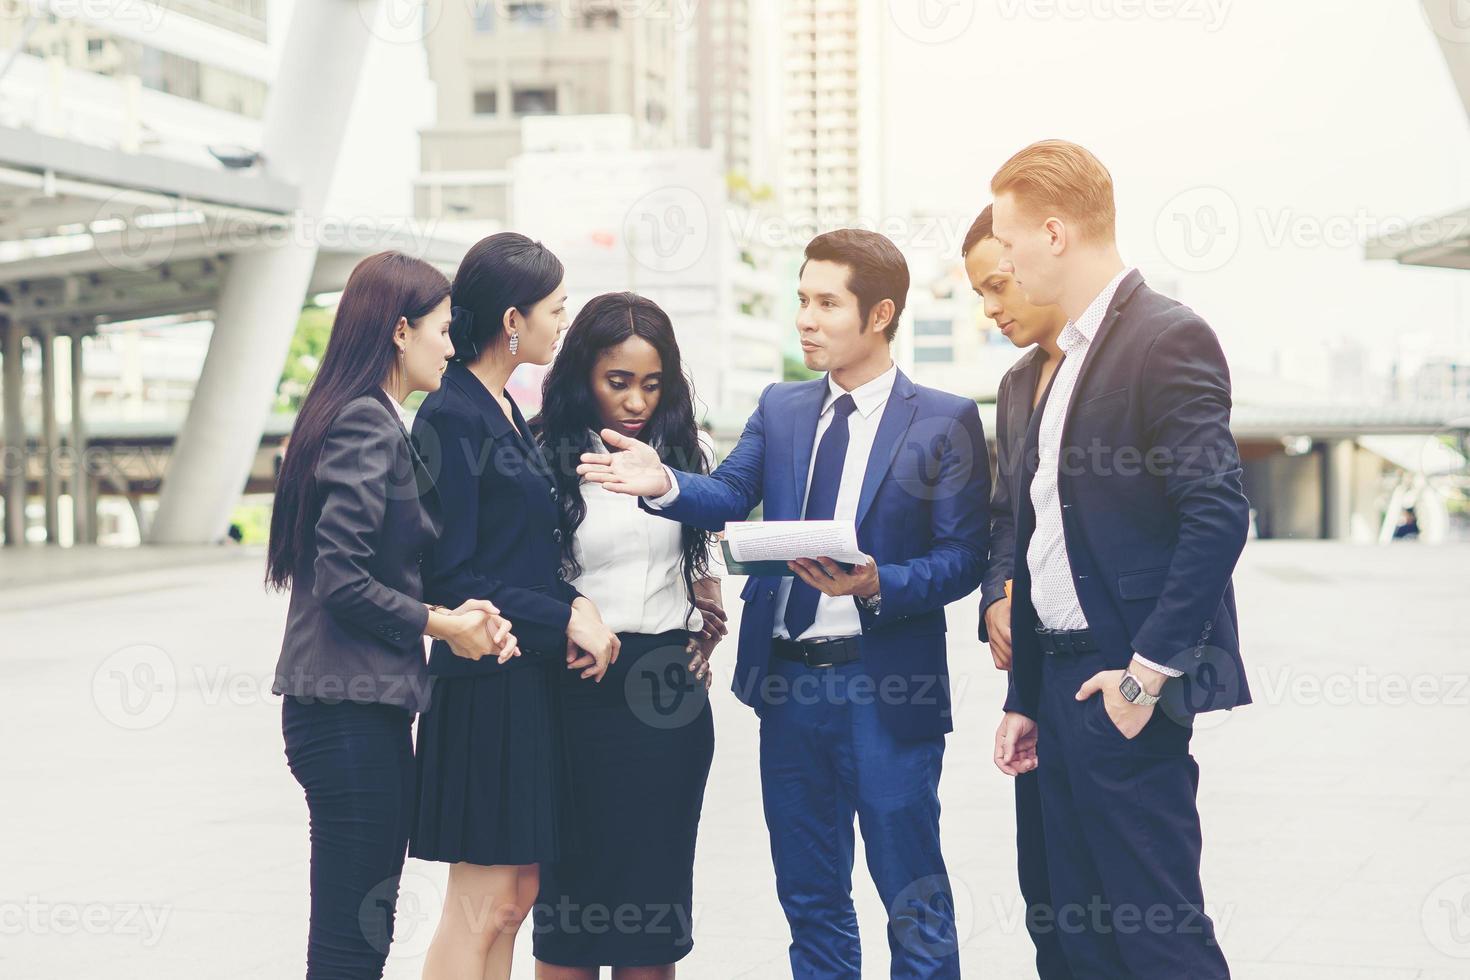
[
  {"xmin": 990, "ymin": 141, "xmax": 1249, "ymax": 979},
  {"xmin": 579, "ymin": 229, "xmax": 989, "ymax": 979}
]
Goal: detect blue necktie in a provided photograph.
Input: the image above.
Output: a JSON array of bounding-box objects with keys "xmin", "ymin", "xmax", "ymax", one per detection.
[{"xmin": 784, "ymin": 393, "xmax": 858, "ymax": 641}]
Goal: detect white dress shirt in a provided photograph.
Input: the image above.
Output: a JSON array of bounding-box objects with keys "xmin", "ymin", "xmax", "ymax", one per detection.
[
  {"xmin": 1026, "ymin": 268, "xmax": 1180, "ymax": 677},
  {"xmin": 573, "ymin": 431, "xmax": 716, "ymax": 635},
  {"xmin": 649, "ymin": 364, "xmax": 897, "ymax": 642},
  {"xmin": 384, "ymin": 391, "xmax": 412, "ymax": 431}
]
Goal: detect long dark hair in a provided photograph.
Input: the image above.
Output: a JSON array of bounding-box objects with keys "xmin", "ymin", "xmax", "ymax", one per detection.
[
  {"xmin": 449, "ymin": 232, "xmax": 564, "ymax": 363},
  {"xmin": 534, "ymin": 292, "xmax": 712, "ymax": 609},
  {"xmin": 266, "ymin": 251, "xmax": 451, "ymax": 590}
]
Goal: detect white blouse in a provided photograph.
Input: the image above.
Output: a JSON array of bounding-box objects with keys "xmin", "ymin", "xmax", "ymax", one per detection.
[{"xmin": 569, "ymin": 431, "xmax": 721, "ymax": 635}]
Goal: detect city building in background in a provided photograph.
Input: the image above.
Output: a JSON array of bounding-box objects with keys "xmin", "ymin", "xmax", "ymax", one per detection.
[
  {"xmin": 770, "ymin": 0, "xmax": 884, "ymax": 228},
  {"xmin": 509, "ymin": 117, "xmax": 783, "ymax": 428},
  {"xmin": 0, "ymin": 0, "xmax": 465, "ymax": 548},
  {"xmin": 0, "ymin": 0, "xmax": 270, "ymax": 157},
  {"xmin": 688, "ymin": 0, "xmax": 760, "ymax": 183},
  {"xmin": 415, "ymin": 0, "xmax": 683, "ymax": 226}
]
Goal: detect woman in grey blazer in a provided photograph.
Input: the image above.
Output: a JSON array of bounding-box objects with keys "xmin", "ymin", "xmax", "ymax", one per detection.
[{"xmin": 267, "ymin": 251, "xmax": 518, "ymax": 980}]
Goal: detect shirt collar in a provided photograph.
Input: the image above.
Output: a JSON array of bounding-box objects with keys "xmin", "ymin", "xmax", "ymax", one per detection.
[
  {"xmin": 823, "ymin": 362, "xmax": 896, "ymax": 419},
  {"xmin": 1060, "ymin": 266, "xmax": 1134, "ymax": 355},
  {"xmin": 382, "ymin": 389, "xmax": 412, "ymax": 431}
]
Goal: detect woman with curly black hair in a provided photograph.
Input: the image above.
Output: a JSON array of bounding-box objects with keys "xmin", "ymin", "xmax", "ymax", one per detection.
[{"xmin": 531, "ymin": 292, "xmax": 726, "ymax": 978}]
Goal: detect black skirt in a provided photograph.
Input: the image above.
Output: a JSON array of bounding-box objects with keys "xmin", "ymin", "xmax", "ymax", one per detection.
[
  {"xmin": 533, "ymin": 630, "xmax": 714, "ymax": 967},
  {"xmin": 410, "ymin": 656, "xmax": 569, "ymax": 866}
]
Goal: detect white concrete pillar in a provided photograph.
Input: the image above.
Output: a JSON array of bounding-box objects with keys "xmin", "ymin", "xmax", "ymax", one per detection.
[
  {"xmin": 38, "ymin": 323, "xmax": 60, "ymax": 544},
  {"xmin": 149, "ymin": 0, "xmax": 384, "ymax": 544},
  {"xmin": 1323, "ymin": 439, "xmax": 1356, "ymax": 541},
  {"xmin": 2, "ymin": 319, "xmax": 25, "ymax": 546},
  {"xmin": 69, "ymin": 329, "xmax": 91, "ymax": 546}
]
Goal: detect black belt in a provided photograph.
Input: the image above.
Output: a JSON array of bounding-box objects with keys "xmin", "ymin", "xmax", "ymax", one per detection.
[
  {"xmin": 1034, "ymin": 626, "xmax": 1100, "ymax": 656},
  {"xmin": 772, "ymin": 636, "xmax": 862, "ymax": 669}
]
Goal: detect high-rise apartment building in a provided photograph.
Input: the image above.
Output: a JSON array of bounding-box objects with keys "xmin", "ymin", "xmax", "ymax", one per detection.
[
  {"xmin": 416, "ymin": 0, "xmax": 683, "ymax": 224},
  {"xmin": 773, "ymin": 0, "xmax": 884, "ymax": 227}
]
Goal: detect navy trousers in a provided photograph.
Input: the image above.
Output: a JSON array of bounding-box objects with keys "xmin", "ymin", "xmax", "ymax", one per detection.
[
  {"xmin": 758, "ymin": 657, "xmax": 960, "ymax": 979},
  {"xmin": 282, "ymin": 695, "xmax": 416, "ymax": 980},
  {"xmin": 1015, "ymin": 768, "xmax": 1075, "ymax": 979},
  {"xmin": 1036, "ymin": 649, "xmax": 1230, "ymax": 979}
]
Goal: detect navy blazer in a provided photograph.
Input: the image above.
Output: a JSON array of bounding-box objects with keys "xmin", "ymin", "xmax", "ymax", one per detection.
[
  {"xmin": 412, "ymin": 363, "xmax": 580, "ymax": 677},
  {"xmin": 644, "ymin": 367, "xmax": 990, "ymax": 740},
  {"xmin": 1004, "ymin": 271, "xmax": 1252, "ymax": 720},
  {"xmin": 978, "ymin": 345, "xmax": 1046, "ymax": 642},
  {"xmin": 273, "ymin": 391, "xmax": 442, "ymax": 712}
]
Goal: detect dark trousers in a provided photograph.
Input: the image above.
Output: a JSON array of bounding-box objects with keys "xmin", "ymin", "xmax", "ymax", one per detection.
[
  {"xmin": 1036, "ymin": 649, "xmax": 1230, "ymax": 980},
  {"xmin": 282, "ymin": 695, "xmax": 416, "ymax": 980},
  {"xmin": 758, "ymin": 658, "xmax": 959, "ymax": 980},
  {"xmin": 1015, "ymin": 768, "xmax": 1075, "ymax": 979}
]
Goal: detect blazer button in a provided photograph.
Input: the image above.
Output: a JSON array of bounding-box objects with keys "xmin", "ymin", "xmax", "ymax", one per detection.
[
  {"xmin": 550, "ymin": 487, "xmax": 559, "ymax": 502},
  {"xmin": 552, "ymin": 528, "xmax": 563, "ymax": 543}
]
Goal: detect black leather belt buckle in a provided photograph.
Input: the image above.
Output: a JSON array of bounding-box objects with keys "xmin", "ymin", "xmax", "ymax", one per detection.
[
  {"xmin": 1035, "ymin": 626, "xmax": 1096, "ymax": 656},
  {"xmin": 775, "ymin": 636, "xmax": 861, "ymax": 669}
]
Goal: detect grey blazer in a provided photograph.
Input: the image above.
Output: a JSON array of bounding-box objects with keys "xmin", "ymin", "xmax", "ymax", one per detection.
[{"xmin": 272, "ymin": 392, "xmax": 442, "ymax": 712}]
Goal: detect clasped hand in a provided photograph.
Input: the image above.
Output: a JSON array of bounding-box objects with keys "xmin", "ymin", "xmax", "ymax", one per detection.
[
  {"xmin": 566, "ymin": 597, "xmax": 621, "ymax": 684},
  {"xmin": 441, "ymin": 600, "xmax": 519, "ymax": 664}
]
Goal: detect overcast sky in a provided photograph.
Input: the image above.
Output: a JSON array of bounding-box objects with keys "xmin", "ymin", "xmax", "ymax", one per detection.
[{"xmin": 317, "ymin": 0, "xmax": 1470, "ymax": 396}]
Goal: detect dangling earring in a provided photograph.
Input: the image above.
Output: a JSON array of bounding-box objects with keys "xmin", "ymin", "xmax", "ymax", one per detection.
[{"xmin": 508, "ymin": 331, "xmax": 520, "ymax": 357}]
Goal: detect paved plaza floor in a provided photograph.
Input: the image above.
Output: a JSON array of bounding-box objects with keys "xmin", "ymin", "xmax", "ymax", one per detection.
[{"xmin": 1, "ymin": 540, "xmax": 1467, "ymax": 978}]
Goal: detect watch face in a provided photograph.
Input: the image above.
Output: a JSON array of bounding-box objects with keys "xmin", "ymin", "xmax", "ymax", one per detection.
[{"xmin": 1119, "ymin": 674, "xmax": 1141, "ymax": 703}]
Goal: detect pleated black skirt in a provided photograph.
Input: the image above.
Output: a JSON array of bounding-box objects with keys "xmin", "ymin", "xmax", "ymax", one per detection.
[
  {"xmin": 532, "ymin": 629, "xmax": 714, "ymax": 967},
  {"xmin": 409, "ymin": 657, "xmax": 568, "ymax": 867}
]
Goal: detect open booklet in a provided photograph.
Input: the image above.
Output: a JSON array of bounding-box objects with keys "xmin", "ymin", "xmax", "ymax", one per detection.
[{"xmin": 719, "ymin": 520, "xmax": 868, "ymax": 578}]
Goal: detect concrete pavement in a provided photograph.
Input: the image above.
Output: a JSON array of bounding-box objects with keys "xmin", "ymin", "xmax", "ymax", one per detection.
[{"xmin": 1, "ymin": 540, "xmax": 1467, "ymax": 978}]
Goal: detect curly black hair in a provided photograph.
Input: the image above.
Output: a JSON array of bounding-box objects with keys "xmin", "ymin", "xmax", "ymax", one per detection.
[{"xmin": 532, "ymin": 292, "xmax": 714, "ymax": 608}]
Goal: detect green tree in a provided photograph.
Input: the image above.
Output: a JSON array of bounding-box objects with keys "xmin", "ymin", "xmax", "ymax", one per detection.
[
  {"xmin": 783, "ymin": 354, "xmax": 820, "ymax": 382},
  {"xmin": 275, "ymin": 305, "xmax": 333, "ymax": 411}
]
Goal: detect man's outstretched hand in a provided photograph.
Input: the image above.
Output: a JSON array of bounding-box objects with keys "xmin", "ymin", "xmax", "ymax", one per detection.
[{"xmin": 577, "ymin": 428, "xmax": 672, "ymax": 497}]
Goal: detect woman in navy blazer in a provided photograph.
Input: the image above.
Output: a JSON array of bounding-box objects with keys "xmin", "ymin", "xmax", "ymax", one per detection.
[
  {"xmin": 408, "ymin": 234, "xmax": 621, "ymax": 980},
  {"xmin": 268, "ymin": 251, "xmax": 517, "ymax": 979}
]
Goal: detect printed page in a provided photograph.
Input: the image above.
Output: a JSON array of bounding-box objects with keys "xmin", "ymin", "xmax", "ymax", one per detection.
[{"xmin": 724, "ymin": 521, "xmax": 866, "ymax": 565}]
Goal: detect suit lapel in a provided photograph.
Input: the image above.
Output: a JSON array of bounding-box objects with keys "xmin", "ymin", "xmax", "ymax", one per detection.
[
  {"xmin": 789, "ymin": 379, "xmax": 829, "ymax": 510},
  {"xmin": 854, "ymin": 370, "xmax": 917, "ymax": 530},
  {"xmin": 1060, "ymin": 270, "xmax": 1144, "ymax": 445},
  {"xmin": 1011, "ymin": 347, "xmax": 1044, "ymax": 438},
  {"xmin": 446, "ymin": 364, "xmax": 552, "ymax": 488},
  {"xmin": 1019, "ymin": 360, "xmax": 1058, "ymax": 514}
]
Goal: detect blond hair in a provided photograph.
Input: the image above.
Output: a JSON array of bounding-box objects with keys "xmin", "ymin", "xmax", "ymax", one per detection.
[{"xmin": 991, "ymin": 140, "xmax": 1116, "ymax": 244}]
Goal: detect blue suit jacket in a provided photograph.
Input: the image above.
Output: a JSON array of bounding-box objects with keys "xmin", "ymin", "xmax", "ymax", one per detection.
[
  {"xmin": 645, "ymin": 367, "xmax": 990, "ymax": 739},
  {"xmin": 1004, "ymin": 271, "xmax": 1252, "ymax": 720}
]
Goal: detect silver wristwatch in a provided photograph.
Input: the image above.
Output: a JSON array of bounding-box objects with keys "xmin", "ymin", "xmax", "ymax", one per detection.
[
  {"xmin": 857, "ymin": 592, "xmax": 881, "ymax": 614},
  {"xmin": 1118, "ymin": 671, "xmax": 1161, "ymax": 707}
]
